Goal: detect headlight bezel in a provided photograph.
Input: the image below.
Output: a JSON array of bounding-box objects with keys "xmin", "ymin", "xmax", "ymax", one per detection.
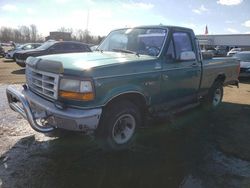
[{"xmin": 58, "ymin": 76, "xmax": 95, "ymax": 101}]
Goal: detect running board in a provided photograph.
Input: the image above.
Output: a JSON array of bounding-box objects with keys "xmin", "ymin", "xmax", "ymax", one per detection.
[{"xmin": 153, "ymin": 102, "xmax": 201, "ymax": 119}]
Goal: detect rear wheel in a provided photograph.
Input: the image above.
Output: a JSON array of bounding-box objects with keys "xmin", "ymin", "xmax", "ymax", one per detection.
[
  {"xmin": 204, "ymin": 81, "xmax": 223, "ymax": 109},
  {"xmin": 96, "ymin": 100, "xmax": 141, "ymax": 151}
]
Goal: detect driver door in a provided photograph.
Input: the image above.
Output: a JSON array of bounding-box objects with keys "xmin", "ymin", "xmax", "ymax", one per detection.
[{"xmin": 160, "ymin": 30, "xmax": 201, "ymax": 109}]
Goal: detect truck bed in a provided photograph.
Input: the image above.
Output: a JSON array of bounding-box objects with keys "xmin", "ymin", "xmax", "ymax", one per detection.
[{"xmin": 201, "ymin": 57, "xmax": 239, "ymax": 91}]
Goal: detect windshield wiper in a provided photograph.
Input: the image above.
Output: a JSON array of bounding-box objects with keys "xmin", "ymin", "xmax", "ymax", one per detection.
[{"xmin": 112, "ymin": 48, "xmax": 139, "ymax": 56}]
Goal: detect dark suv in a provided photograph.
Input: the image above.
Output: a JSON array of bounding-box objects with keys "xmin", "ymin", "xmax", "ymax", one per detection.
[{"xmin": 15, "ymin": 41, "xmax": 91, "ymax": 67}]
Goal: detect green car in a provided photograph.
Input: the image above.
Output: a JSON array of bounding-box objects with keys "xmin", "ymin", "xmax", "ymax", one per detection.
[{"xmin": 6, "ymin": 26, "xmax": 239, "ymax": 150}]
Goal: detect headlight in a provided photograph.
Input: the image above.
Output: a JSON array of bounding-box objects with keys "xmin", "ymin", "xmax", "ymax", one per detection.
[{"xmin": 59, "ymin": 78, "xmax": 94, "ymax": 101}]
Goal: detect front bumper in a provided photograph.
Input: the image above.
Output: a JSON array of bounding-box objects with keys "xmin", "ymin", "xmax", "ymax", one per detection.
[
  {"xmin": 16, "ymin": 58, "xmax": 25, "ymax": 63},
  {"xmin": 15, "ymin": 58, "xmax": 26, "ymax": 66},
  {"xmin": 6, "ymin": 85, "xmax": 102, "ymax": 133}
]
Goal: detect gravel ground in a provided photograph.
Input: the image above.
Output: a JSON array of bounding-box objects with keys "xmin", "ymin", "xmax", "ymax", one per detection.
[{"xmin": 0, "ymin": 84, "xmax": 52, "ymax": 156}]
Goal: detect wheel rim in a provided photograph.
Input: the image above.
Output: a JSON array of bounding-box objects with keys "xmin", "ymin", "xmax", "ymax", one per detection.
[
  {"xmin": 212, "ymin": 88, "xmax": 222, "ymax": 107},
  {"xmin": 112, "ymin": 114, "xmax": 136, "ymax": 145}
]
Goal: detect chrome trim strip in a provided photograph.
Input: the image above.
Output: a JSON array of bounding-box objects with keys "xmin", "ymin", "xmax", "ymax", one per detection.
[
  {"xmin": 94, "ymin": 66, "xmax": 199, "ymax": 80},
  {"xmin": 94, "ymin": 70, "xmax": 162, "ymax": 80},
  {"xmin": 104, "ymin": 91, "xmax": 148, "ymax": 106}
]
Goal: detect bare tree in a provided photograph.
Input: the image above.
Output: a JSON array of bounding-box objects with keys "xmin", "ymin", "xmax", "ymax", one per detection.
[
  {"xmin": 75, "ymin": 29, "xmax": 84, "ymax": 41},
  {"xmin": 57, "ymin": 27, "xmax": 73, "ymax": 33},
  {"xmin": 83, "ymin": 29, "xmax": 92, "ymax": 43},
  {"xmin": 13, "ymin": 29, "xmax": 22, "ymax": 43},
  {"xmin": 0, "ymin": 27, "xmax": 13, "ymax": 42},
  {"xmin": 30, "ymin": 24, "xmax": 38, "ymax": 42},
  {"xmin": 19, "ymin": 25, "xmax": 31, "ymax": 42},
  {"xmin": 0, "ymin": 24, "xmax": 104, "ymax": 44}
]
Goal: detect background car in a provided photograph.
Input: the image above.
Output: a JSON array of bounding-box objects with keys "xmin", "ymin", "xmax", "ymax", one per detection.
[
  {"xmin": 227, "ymin": 48, "xmax": 242, "ymax": 56},
  {"xmin": 233, "ymin": 51, "xmax": 250, "ymax": 77},
  {"xmin": 15, "ymin": 41, "xmax": 92, "ymax": 67},
  {"xmin": 214, "ymin": 46, "xmax": 228, "ymax": 57},
  {"xmin": 0, "ymin": 45, "xmax": 5, "ymax": 57},
  {"xmin": 5, "ymin": 43, "xmax": 41, "ymax": 61},
  {"xmin": 206, "ymin": 47, "xmax": 217, "ymax": 57}
]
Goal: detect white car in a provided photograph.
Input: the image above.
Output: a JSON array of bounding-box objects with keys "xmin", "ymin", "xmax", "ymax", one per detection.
[
  {"xmin": 233, "ymin": 51, "xmax": 250, "ymax": 77},
  {"xmin": 227, "ymin": 48, "xmax": 241, "ymax": 56},
  {"xmin": 5, "ymin": 43, "xmax": 41, "ymax": 60}
]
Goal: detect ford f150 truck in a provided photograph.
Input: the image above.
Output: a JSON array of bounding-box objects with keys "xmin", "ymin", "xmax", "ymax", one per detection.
[{"xmin": 6, "ymin": 26, "xmax": 239, "ymax": 150}]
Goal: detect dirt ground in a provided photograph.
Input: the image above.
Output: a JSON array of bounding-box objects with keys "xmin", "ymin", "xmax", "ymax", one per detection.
[
  {"xmin": 0, "ymin": 59, "xmax": 25, "ymax": 84},
  {"xmin": 0, "ymin": 57, "xmax": 250, "ymax": 188}
]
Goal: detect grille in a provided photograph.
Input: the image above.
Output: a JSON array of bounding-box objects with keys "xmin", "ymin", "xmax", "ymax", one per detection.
[
  {"xmin": 26, "ymin": 67, "xmax": 59, "ymax": 99},
  {"xmin": 16, "ymin": 53, "xmax": 24, "ymax": 59}
]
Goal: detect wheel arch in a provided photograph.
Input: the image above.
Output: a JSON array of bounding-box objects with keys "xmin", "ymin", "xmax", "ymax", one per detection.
[
  {"xmin": 104, "ymin": 92, "xmax": 148, "ymax": 110},
  {"xmin": 103, "ymin": 92, "xmax": 149, "ymax": 125},
  {"xmin": 214, "ymin": 74, "xmax": 226, "ymax": 84}
]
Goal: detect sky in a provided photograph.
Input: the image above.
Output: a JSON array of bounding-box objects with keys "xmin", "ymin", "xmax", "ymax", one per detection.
[{"xmin": 0, "ymin": 0, "xmax": 250, "ymax": 37}]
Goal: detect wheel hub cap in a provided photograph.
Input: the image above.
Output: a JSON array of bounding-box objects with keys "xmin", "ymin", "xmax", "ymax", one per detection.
[{"xmin": 112, "ymin": 114, "xmax": 136, "ymax": 144}]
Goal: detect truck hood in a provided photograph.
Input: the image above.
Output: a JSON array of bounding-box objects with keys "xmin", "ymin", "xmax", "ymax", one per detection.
[{"xmin": 37, "ymin": 52, "xmax": 157, "ymax": 75}]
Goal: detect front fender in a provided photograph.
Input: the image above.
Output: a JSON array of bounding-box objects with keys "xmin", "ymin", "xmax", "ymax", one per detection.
[{"xmin": 100, "ymin": 84, "xmax": 150, "ymax": 106}]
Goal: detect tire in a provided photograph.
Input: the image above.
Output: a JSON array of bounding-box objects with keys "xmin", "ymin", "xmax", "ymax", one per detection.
[
  {"xmin": 96, "ymin": 100, "xmax": 141, "ymax": 151},
  {"xmin": 204, "ymin": 81, "xmax": 224, "ymax": 109}
]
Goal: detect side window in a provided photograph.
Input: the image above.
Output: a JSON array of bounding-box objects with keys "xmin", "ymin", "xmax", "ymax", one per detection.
[
  {"xmin": 52, "ymin": 44, "xmax": 61, "ymax": 50},
  {"xmin": 72, "ymin": 43, "xmax": 83, "ymax": 51},
  {"xmin": 81, "ymin": 45, "xmax": 91, "ymax": 52},
  {"xmin": 166, "ymin": 40, "xmax": 175, "ymax": 60},
  {"xmin": 65, "ymin": 43, "xmax": 74, "ymax": 50},
  {"xmin": 23, "ymin": 44, "xmax": 32, "ymax": 50},
  {"xmin": 65, "ymin": 43, "xmax": 82, "ymax": 51},
  {"xmin": 173, "ymin": 32, "xmax": 193, "ymax": 59},
  {"xmin": 33, "ymin": 44, "xmax": 40, "ymax": 48}
]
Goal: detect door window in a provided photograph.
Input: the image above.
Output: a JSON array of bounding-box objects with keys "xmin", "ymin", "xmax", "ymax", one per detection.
[
  {"xmin": 173, "ymin": 32, "xmax": 193, "ymax": 59},
  {"xmin": 166, "ymin": 40, "xmax": 175, "ymax": 60}
]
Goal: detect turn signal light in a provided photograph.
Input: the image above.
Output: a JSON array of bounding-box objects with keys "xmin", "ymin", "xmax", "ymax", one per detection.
[{"xmin": 59, "ymin": 91, "xmax": 94, "ymax": 101}]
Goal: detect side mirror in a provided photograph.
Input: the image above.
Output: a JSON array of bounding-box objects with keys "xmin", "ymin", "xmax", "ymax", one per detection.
[{"xmin": 180, "ymin": 51, "xmax": 196, "ymax": 61}]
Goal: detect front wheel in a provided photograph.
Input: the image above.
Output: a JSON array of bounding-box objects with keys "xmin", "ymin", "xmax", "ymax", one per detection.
[{"xmin": 96, "ymin": 100, "xmax": 141, "ymax": 151}]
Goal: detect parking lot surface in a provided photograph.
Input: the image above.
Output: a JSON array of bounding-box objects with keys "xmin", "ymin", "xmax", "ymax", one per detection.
[{"xmin": 0, "ymin": 57, "xmax": 250, "ymax": 188}]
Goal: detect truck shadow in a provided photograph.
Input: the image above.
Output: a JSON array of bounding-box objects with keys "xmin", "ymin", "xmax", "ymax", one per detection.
[
  {"xmin": 11, "ymin": 69, "xmax": 25, "ymax": 75},
  {"xmin": 2, "ymin": 59, "xmax": 15, "ymax": 63},
  {"xmin": 1, "ymin": 102, "xmax": 250, "ymax": 188}
]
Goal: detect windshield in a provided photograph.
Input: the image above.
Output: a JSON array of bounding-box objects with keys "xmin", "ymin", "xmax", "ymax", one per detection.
[
  {"xmin": 98, "ymin": 28, "xmax": 168, "ymax": 56},
  {"xmin": 234, "ymin": 53, "xmax": 250, "ymax": 61},
  {"xmin": 36, "ymin": 41, "xmax": 56, "ymax": 50},
  {"xmin": 14, "ymin": 44, "xmax": 24, "ymax": 50}
]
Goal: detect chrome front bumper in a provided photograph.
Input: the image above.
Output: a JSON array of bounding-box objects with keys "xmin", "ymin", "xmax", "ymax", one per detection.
[
  {"xmin": 6, "ymin": 85, "xmax": 102, "ymax": 133},
  {"xmin": 15, "ymin": 58, "xmax": 25, "ymax": 63}
]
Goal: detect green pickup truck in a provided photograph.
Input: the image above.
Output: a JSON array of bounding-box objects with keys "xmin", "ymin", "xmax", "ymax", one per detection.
[{"xmin": 6, "ymin": 26, "xmax": 239, "ymax": 150}]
